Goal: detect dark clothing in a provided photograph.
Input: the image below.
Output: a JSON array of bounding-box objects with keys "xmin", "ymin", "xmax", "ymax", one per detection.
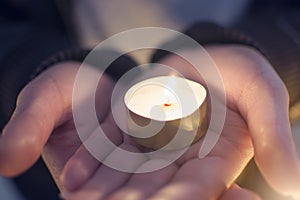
[
  {"xmin": 0, "ymin": 0, "xmax": 72, "ymax": 128},
  {"xmin": 0, "ymin": 0, "xmax": 300, "ymax": 127},
  {"xmin": 0, "ymin": 1, "xmax": 72, "ymax": 199}
]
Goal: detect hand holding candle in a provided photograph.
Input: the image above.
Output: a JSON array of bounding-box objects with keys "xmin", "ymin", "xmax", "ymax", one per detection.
[{"xmin": 125, "ymin": 75, "xmax": 208, "ymax": 150}]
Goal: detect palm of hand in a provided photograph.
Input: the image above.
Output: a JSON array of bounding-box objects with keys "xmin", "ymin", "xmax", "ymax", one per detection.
[
  {"xmin": 41, "ymin": 51, "xmax": 254, "ymax": 200},
  {"xmin": 44, "ymin": 98, "xmax": 252, "ymax": 200}
]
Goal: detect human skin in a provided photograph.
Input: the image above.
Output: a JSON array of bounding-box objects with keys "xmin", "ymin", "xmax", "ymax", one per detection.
[{"xmin": 0, "ymin": 45, "xmax": 299, "ymax": 200}]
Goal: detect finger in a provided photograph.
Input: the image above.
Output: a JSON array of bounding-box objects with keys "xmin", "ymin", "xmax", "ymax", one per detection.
[
  {"xmin": 148, "ymin": 159, "xmax": 229, "ymax": 200},
  {"xmin": 149, "ymin": 132, "xmax": 253, "ymax": 199},
  {"xmin": 0, "ymin": 62, "xmax": 80, "ymax": 176},
  {"xmin": 44, "ymin": 65, "xmax": 116, "ymax": 190},
  {"xmin": 215, "ymin": 46, "xmax": 300, "ymax": 196},
  {"xmin": 219, "ymin": 183, "xmax": 261, "ymax": 200},
  {"xmin": 62, "ymin": 165, "xmax": 130, "ymax": 200},
  {"xmin": 61, "ymin": 112, "xmax": 123, "ymax": 191},
  {"xmin": 107, "ymin": 160, "xmax": 178, "ymax": 200},
  {"xmin": 197, "ymin": 45, "xmax": 300, "ymax": 197},
  {"xmin": 66, "ymin": 143, "xmax": 147, "ymax": 200},
  {"xmin": 0, "ymin": 62, "xmax": 114, "ymax": 176},
  {"xmin": 245, "ymin": 77, "xmax": 300, "ymax": 195},
  {"xmin": 60, "ymin": 144, "xmax": 100, "ymax": 192}
]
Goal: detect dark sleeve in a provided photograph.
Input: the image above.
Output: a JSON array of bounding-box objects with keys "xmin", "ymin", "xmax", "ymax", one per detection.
[
  {"xmin": 0, "ymin": 1, "xmax": 138, "ymax": 129},
  {"xmin": 0, "ymin": 0, "xmax": 73, "ymax": 128},
  {"xmin": 234, "ymin": 0, "xmax": 300, "ymax": 121},
  {"xmin": 151, "ymin": 1, "xmax": 300, "ymax": 121}
]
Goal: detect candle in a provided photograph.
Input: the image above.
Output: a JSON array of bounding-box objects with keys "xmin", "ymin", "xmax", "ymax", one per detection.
[{"xmin": 124, "ymin": 76, "xmax": 208, "ymax": 150}]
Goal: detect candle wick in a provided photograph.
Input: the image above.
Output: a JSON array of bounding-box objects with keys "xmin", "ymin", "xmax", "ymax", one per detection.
[
  {"xmin": 163, "ymin": 97, "xmax": 172, "ymax": 107},
  {"xmin": 163, "ymin": 103, "xmax": 172, "ymax": 107}
]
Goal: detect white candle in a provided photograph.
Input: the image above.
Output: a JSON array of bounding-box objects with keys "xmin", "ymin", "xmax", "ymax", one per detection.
[{"xmin": 124, "ymin": 76, "xmax": 208, "ymax": 150}]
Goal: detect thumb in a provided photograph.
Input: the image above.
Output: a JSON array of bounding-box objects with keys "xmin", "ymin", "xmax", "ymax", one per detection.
[
  {"xmin": 241, "ymin": 70, "xmax": 300, "ymax": 196},
  {"xmin": 0, "ymin": 62, "xmax": 80, "ymax": 177},
  {"xmin": 209, "ymin": 46, "xmax": 300, "ymax": 197}
]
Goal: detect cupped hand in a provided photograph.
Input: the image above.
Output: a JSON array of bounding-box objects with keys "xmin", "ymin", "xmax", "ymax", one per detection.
[{"xmin": 0, "ymin": 45, "xmax": 299, "ymax": 200}]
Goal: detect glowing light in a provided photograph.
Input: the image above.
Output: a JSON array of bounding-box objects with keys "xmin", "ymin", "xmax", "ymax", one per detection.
[
  {"xmin": 163, "ymin": 99, "xmax": 172, "ymax": 107},
  {"xmin": 162, "ymin": 75, "xmax": 177, "ymax": 108}
]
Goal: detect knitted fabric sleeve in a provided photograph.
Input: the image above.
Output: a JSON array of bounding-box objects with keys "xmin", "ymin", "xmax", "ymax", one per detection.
[
  {"xmin": 0, "ymin": 45, "xmax": 137, "ymax": 128},
  {"xmin": 0, "ymin": 4, "xmax": 137, "ymax": 129},
  {"xmin": 0, "ymin": 26, "xmax": 72, "ymax": 128},
  {"xmin": 151, "ymin": 13, "xmax": 300, "ymax": 120},
  {"xmin": 0, "ymin": 0, "xmax": 74, "ymax": 128}
]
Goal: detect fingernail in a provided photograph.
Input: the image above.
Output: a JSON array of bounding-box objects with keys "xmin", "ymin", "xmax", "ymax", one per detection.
[
  {"xmin": 58, "ymin": 192, "xmax": 68, "ymax": 200},
  {"xmin": 59, "ymin": 192, "xmax": 71, "ymax": 200},
  {"xmin": 60, "ymin": 172, "xmax": 75, "ymax": 191}
]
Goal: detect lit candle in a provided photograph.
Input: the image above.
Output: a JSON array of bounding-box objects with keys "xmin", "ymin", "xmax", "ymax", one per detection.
[{"xmin": 124, "ymin": 76, "xmax": 208, "ymax": 150}]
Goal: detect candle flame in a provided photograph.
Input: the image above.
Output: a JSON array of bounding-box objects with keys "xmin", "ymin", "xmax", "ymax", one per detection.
[
  {"xmin": 162, "ymin": 74, "xmax": 177, "ymax": 108},
  {"xmin": 163, "ymin": 98, "xmax": 172, "ymax": 107},
  {"xmin": 169, "ymin": 71, "xmax": 178, "ymax": 77}
]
